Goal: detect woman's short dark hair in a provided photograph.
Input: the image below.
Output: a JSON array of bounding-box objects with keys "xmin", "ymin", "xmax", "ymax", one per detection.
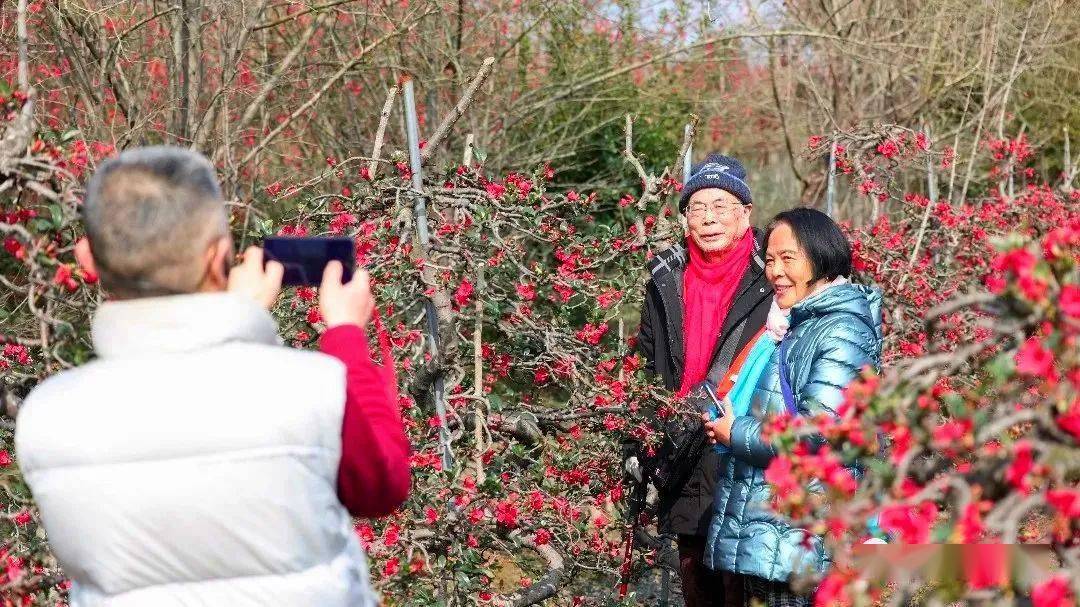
[{"xmin": 765, "ymin": 207, "xmax": 852, "ymax": 283}]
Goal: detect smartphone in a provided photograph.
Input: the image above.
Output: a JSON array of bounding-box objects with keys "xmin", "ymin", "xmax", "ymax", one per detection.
[
  {"xmin": 704, "ymin": 382, "xmax": 725, "ymax": 421},
  {"xmin": 263, "ymin": 236, "xmax": 355, "ymax": 286}
]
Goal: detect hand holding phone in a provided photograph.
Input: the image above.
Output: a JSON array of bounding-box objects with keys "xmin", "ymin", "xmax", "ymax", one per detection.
[
  {"xmin": 702, "ymin": 389, "xmax": 734, "ymax": 447},
  {"xmin": 228, "ymin": 246, "xmax": 285, "ymax": 310},
  {"xmin": 319, "ymin": 261, "xmax": 374, "ymax": 329}
]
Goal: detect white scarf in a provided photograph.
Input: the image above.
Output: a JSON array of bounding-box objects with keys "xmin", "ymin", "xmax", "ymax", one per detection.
[{"xmin": 765, "ymin": 299, "xmax": 790, "ymax": 342}]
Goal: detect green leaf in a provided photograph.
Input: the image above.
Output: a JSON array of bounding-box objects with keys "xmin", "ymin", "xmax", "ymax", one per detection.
[
  {"xmin": 60, "ymin": 129, "xmax": 81, "ymax": 143},
  {"xmin": 986, "ymin": 351, "xmax": 1015, "ymax": 384},
  {"xmin": 473, "ymin": 147, "xmax": 488, "ymax": 164},
  {"xmin": 48, "ymin": 204, "xmax": 63, "ymax": 228},
  {"xmin": 0, "ymin": 80, "xmax": 11, "ymax": 98}
]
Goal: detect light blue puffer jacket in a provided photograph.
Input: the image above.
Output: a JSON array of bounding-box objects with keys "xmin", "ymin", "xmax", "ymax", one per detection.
[{"xmin": 704, "ymin": 283, "xmax": 882, "ymax": 582}]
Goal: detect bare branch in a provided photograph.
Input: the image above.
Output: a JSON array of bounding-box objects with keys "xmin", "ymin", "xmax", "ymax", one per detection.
[
  {"xmin": 368, "ymin": 85, "xmax": 399, "ymax": 179},
  {"xmin": 420, "ymin": 57, "xmax": 497, "ymax": 165},
  {"xmin": 235, "ymin": 11, "xmax": 430, "ymax": 169}
]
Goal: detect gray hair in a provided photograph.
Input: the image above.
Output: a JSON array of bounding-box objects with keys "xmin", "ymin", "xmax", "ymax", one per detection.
[{"xmin": 82, "ymin": 146, "xmax": 229, "ymax": 298}]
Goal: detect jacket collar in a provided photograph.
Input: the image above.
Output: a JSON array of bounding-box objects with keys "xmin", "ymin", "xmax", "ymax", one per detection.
[
  {"xmin": 789, "ymin": 283, "xmax": 882, "ymax": 339},
  {"xmin": 92, "ymin": 292, "xmax": 282, "ymax": 358}
]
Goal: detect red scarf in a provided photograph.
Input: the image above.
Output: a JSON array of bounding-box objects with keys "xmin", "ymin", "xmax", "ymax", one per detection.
[{"xmin": 677, "ymin": 229, "xmax": 754, "ymax": 396}]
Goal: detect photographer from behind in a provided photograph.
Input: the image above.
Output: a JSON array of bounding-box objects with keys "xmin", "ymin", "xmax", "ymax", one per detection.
[{"xmin": 15, "ymin": 146, "xmax": 409, "ymax": 607}]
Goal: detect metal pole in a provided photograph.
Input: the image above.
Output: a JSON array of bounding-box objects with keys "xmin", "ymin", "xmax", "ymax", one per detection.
[
  {"xmin": 683, "ymin": 124, "xmax": 693, "ymax": 184},
  {"xmin": 826, "ymin": 140, "xmax": 837, "ymax": 217},
  {"xmin": 403, "ymin": 77, "xmax": 453, "ymax": 470}
]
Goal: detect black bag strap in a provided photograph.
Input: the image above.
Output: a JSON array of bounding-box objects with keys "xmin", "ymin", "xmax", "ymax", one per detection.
[{"xmin": 704, "ymin": 317, "xmax": 748, "ymax": 387}]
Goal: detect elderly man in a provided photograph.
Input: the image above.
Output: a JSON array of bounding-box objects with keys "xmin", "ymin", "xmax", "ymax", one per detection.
[
  {"xmin": 637, "ymin": 154, "xmax": 772, "ymax": 607},
  {"xmin": 16, "ymin": 147, "xmax": 409, "ymax": 606}
]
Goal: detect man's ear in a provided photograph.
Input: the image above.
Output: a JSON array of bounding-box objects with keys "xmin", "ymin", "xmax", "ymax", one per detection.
[
  {"xmin": 203, "ymin": 236, "xmax": 233, "ymax": 291},
  {"xmin": 74, "ymin": 238, "xmax": 97, "ymax": 276}
]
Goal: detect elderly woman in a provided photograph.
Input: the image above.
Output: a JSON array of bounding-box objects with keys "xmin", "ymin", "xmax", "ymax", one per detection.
[{"xmin": 701, "ymin": 208, "xmax": 883, "ymax": 607}]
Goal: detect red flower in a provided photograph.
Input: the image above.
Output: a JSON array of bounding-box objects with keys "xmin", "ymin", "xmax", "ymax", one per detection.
[
  {"xmin": 956, "ymin": 500, "xmax": 990, "ymax": 542},
  {"xmin": 529, "ymin": 491, "xmax": 545, "ymax": 511},
  {"xmin": 484, "ymin": 182, "xmax": 506, "ymax": 198},
  {"xmin": 552, "ymin": 282, "xmax": 575, "ymax": 302},
  {"xmin": 516, "ymin": 282, "xmax": 537, "ymax": 301},
  {"xmin": 494, "ymin": 500, "xmax": 519, "ymax": 528},
  {"xmin": 382, "ymin": 557, "xmax": 400, "ymax": 577},
  {"xmin": 1015, "ymin": 337, "xmax": 1054, "ymax": 378},
  {"xmin": 13, "ymin": 510, "xmax": 32, "ymax": 526},
  {"xmin": 533, "ymin": 366, "xmax": 550, "ymax": 385},
  {"xmin": 931, "ymin": 418, "xmax": 972, "ymax": 450},
  {"xmin": 328, "ymin": 212, "xmax": 357, "ymax": 235},
  {"xmin": 597, "ymin": 288, "xmax": 622, "ymax": 309},
  {"xmin": 878, "ymin": 501, "xmax": 938, "ymax": 543},
  {"xmin": 4, "ymin": 237, "xmax": 25, "ymax": 260},
  {"xmin": 814, "ymin": 571, "xmax": 852, "ymax": 607},
  {"xmin": 574, "ymin": 322, "xmax": 608, "ymax": 345},
  {"xmin": 876, "ymin": 139, "xmax": 899, "ymax": 159},
  {"xmin": 992, "ymin": 248, "xmax": 1037, "ymax": 275},
  {"xmin": 424, "ymin": 506, "xmax": 439, "ymax": 524},
  {"xmin": 468, "ymin": 508, "xmax": 484, "ymax": 524},
  {"xmin": 1057, "ymin": 398, "xmax": 1080, "ymax": 441},
  {"xmin": 764, "ymin": 456, "xmax": 799, "ymax": 496},
  {"xmin": 1046, "ymin": 488, "xmax": 1080, "ymax": 517},
  {"xmin": 383, "ymin": 523, "xmax": 400, "ymax": 545},
  {"xmin": 1060, "ymin": 285, "xmax": 1080, "ymax": 318},
  {"xmin": 1005, "ymin": 441, "xmax": 1036, "ymax": 493},
  {"xmin": 1031, "ymin": 575, "xmax": 1073, "ymax": 607},
  {"xmin": 53, "ymin": 265, "xmax": 79, "ymax": 291},
  {"xmin": 453, "ymin": 278, "xmax": 474, "ymax": 307},
  {"xmin": 534, "ymin": 528, "xmax": 552, "ymax": 545},
  {"xmin": 0, "ymin": 450, "xmax": 11, "ymax": 467},
  {"xmin": 888, "ymin": 424, "xmax": 913, "ymax": 464}
]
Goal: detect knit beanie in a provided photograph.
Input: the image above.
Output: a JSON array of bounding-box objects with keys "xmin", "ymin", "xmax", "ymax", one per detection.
[{"xmin": 679, "ymin": 153, "xmax": 752, "ymax": 213}]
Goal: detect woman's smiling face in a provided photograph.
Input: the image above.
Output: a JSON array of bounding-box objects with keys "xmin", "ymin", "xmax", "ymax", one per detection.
[{"xmin": 765, "ymin": 222, "xmax": 819, "ymax": 309}]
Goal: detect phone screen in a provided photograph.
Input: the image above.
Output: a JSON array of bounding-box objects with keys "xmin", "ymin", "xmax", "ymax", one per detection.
[
  {"xmin": 263, "ymin": 236, "xmax": 355, "ymax": 286},
  {"xmin": 705, "ymin": 383, "xmax": 725, "ymax": 420}
]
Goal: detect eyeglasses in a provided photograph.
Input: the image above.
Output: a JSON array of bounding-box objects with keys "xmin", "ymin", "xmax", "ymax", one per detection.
[{"xmin": 687, "ymin": 202, "xmax": 744, "ymax": 221}]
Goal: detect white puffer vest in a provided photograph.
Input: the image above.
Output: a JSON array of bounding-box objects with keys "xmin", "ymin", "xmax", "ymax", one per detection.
[{"xmin": 16, "ymin": 293, "xmax": 377, "ymax": 606}]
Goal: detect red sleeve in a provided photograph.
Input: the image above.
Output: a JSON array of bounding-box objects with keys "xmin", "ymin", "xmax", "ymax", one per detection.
[{"xmin": 320, "ymin": 324, "xmax": 411, "ymax": 518}]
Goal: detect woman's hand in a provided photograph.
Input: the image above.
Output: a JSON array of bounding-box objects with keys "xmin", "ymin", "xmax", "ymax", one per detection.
[
  {"xmin": 319, "ymin": 261, "xmax": 374, "ymax": 328},
  {"xmin": 703, "ymin": 410, "xmax": 735, "ymax": 446}
]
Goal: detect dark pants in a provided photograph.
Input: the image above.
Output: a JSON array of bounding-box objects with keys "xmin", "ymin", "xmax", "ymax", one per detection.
[
  {"xmin": 677, "ymin": 535, "xmax": 744, "ymax": 607},
  {"xmin": 743, "ymin": 575, "xmax": 813, "ymax": 607}
]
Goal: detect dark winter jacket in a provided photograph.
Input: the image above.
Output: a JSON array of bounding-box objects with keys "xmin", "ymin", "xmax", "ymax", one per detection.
[
  {"xmin": 704, "ymin": 283, "xmax": 883, "ymax": 581},
  {"xmin": 637, "ymin": 231, "xmax": 772, "ymax": 536}
]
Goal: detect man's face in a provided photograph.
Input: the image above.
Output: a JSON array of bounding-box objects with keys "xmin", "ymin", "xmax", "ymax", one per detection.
[{"xmin": 685, "ymin": 188, "xmax": 751, "ymax": 254}]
